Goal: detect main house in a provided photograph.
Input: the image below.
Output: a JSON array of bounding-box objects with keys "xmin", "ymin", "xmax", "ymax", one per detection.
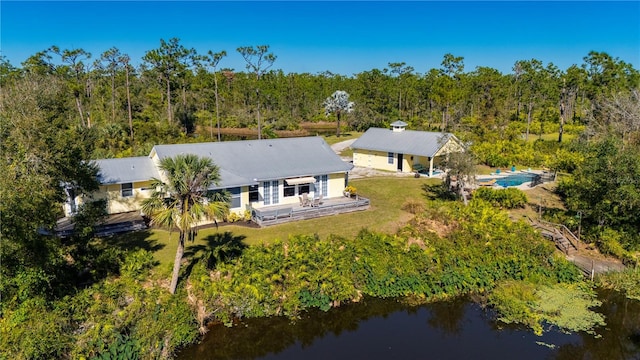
[
  {"xmin": 64, "ymin": 137, "xmax": 362, "ymax": 226},
  {"xmin": 350, "ymin": 121, "xmax": 464, "ymax": 176}
]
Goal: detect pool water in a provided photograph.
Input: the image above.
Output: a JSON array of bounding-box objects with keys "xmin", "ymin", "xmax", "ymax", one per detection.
[{"xmin": 494, "ymin": 173, "xmax": 538, "ymax": 187}]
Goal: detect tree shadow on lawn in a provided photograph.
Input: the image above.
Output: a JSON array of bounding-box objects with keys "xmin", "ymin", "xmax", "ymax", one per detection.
[
  {"xmin": 422, "ymin": 183, "xmax": 457, "ymax": 201},
  {"xmin": 102, "ymin": 230, "xmax": 166, "ymax": 253},
  {"xmin": 182, "ymin": 231, "xmax": 248, "ymax": 279}
]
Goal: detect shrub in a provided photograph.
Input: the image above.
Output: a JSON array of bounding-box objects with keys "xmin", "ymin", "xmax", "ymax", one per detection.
[
  {"xmin": 344, "ymin": 185, "xmax": 357, "ymax": 193},
  {"xmin": 597, "ymin": 228, "xmax": 627, "ymax": 258},
  {"xmin": 598, "ymin": 268, "xmax": 640, "ymax": 300},
  {"xmin": 473, "ymin": 187, "xmax": 528, "ymax": 209}
]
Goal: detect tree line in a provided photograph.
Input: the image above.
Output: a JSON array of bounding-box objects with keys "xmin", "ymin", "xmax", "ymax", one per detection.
[{"xmin": 1, "ymin": 38, "xmax": 638, "ymax": 159}]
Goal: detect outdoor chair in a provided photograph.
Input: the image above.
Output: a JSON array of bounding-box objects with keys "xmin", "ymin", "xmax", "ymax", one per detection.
[
  {"xmin": 302, "ymin": 193, "xmax": 310, "ymax": 207},
  {"xmin": 312, "ymin": 194, "xmax": 323, "ymax": 207}
]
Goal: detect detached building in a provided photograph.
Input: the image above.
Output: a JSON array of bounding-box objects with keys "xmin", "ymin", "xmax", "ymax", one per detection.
[{"xmin": 350, "ymin": 121, "xmax": 464, "ymax": 176}]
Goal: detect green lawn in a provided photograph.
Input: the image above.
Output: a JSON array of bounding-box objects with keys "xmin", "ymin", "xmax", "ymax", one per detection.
[
  {"xmin": 322, "ymin": 132, "xmax": 363, "ymax": 145},
  {"xmin": 111, "ymin": 176, "xmax": 440, "ymax": 268}
]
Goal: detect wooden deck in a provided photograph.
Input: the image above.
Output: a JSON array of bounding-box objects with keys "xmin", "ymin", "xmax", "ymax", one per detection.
[
  {"xmin": 251, "ymin": 195, "xmax": 370, "ymax": 227},
  {"xmin": 55, "ymin": 211, "xmax": 147, "ymax": 237}
]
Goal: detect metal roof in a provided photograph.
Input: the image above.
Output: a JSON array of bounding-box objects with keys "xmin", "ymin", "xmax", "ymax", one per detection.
[
  {"xmin": 151, "ymin": 137, "xmax": 353, "ymax": 188},
  {"xmin": 350, "ymin": 128, "xmax": 459, "ymax": 158},
  {"xmin": 390, "ymin": 120, "xmax": 408, "ymax": 127},
  {"xmin": 94, "ymin": 157, "xmax": 160, "ymax": 184}
]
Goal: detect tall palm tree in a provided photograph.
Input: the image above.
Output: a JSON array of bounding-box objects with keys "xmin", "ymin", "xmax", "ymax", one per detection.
[{"xmin": 142, "ymin": 154, "xmax": 230, "ymax": 294}]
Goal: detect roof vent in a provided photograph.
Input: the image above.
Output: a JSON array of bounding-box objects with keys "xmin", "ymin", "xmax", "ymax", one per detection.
[{"xmin": 390, "ymin": 120, "xmax": 408, "ymax": 132}]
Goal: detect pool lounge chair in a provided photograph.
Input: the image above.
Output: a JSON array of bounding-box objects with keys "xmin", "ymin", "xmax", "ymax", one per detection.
[{"xmin": 478, "ymin": 179, "xmax": 496, "ymax": 187}]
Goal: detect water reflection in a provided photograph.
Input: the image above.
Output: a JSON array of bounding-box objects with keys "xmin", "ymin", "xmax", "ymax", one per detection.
[
  {"xmin": 552, "ymin": 289, "xmax": 640, "ymax": 360},
  {"xmin": 178, "ymin": 292, "xmax": 640, "ymax": 360}
]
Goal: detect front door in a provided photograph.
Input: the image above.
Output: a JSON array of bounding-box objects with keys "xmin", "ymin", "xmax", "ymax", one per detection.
[{"xmin": 397, "ymin": 153, "xmax": 403, "ymax": 172}]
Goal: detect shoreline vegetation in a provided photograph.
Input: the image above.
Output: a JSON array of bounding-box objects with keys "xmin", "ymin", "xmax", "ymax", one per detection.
[{"xmin": 4, "ymin": 181, "xmax": 633, "ymax": 359}]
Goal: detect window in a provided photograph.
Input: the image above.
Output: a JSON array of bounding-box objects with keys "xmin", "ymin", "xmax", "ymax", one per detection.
[
  {"xmin": 212, "ymin": 188, "xmax": 240, "ymax": 208},
  {"xmin": 388, "ymin": 152, "xmax": 394, "ymax": 164},
  {"xmin": 299, "ymin": 184, "xmax": 310, "ymax": 195},
  {"xmin": 228, "ymin": 187, "xmax": 241, "ymax": 208},
  {"xmin": 314, "ymin": 175, "xmax": 328, "ymax": 197},
  {"xmin": 263, "ymin": 182, "xmax": 270, "ymax": 205},
  {"xmin": 321, "ymin": 175, "xmax": 328, "ymax": 196},
  {"xmin": 249, "ymin": 184, "xmax": 259, "ymax": 202},
  {"xmin": 284, "ymin": 183, "xmax": 295, "ymax": 197},
  {"xmin": 271, "ymin": 180, "xmax": 279, "ymax": 204},
  {"xmin": 121, "ymin": 183, "xmax": 133, "ymax": 197}
]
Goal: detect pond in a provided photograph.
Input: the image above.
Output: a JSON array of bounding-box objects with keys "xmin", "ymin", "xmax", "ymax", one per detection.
[{"xmin": 177, "ymin": 289, "xmax": 640, "ymax": 360}]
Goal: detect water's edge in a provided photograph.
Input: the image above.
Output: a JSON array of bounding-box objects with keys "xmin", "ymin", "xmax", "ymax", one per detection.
[{"xmin": 178, "ymin": 289, "xmax": 640, "ymax": 360}]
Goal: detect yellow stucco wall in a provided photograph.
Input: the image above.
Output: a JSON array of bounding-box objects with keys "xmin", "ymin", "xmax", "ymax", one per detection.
[
  {"xmin": 89, "ymin": 180, "xmax": 154, "ymax": 214},
  {"xmin": 353, "ymin": 150, "xmax": 411, "ymax": 173},
  {"xmin": 353, "ymin": 137, "xmax": 463, "ymax": 173}
]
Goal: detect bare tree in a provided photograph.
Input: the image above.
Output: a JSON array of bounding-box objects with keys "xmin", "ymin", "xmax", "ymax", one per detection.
[
  {"xmin": 237, "ymin": 45, "xmax": 276, "ymax": 140},
  {"xmin": 388, "ymin": 62, "xmax": 414, "ymax": 118},
  {"xmin": 143, "ymin": 38, "xmax": 196, "ymax": 123},
  {"xmin": 592, "ymin": 89, "xmax": 640, "ymax": 147},
  {"xmin": 323, "ymin": 90, "xmax": 354, "ymax": 137},
  {"xmin": 204, "ymin": 50, "xmax": 227, "ymax": 141},
  {"xmin": 96, "ymin": 47, "xmax": 123, "ymax": 123},
  {"xmin": 119, "ymin": 55, "xmax": 134, "ymax": 142}
]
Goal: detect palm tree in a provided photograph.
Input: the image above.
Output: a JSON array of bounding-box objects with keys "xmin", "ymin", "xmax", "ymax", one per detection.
[
  {"xmin": 324, "ymin": 90, "xmax": 354, "ymax": 137},
  {"xmin": 142, "ymin": 154, "xmax": 230, "ymax": 294}
]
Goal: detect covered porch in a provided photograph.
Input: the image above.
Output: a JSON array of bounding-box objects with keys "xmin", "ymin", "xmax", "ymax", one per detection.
[{"xmin": 250, "ymin": 195, "xmax": 370, "ymax": 227}]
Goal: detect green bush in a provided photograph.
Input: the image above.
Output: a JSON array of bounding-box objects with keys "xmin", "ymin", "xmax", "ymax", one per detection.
[
  {"xmin": 597, "ymin": 228, "xmax": 627, "ymax": 258},
  {"xmin": 0, "ymin": 297, "xmax": 72, "ymax": 360},
  {"xmin": 488, "ymin": 281, "xmax": 543, "ymax": 335},
  {"xmin": 473, "ymin": 187, "xmax": 528, "ymax": 209},
  {"xmin": 598, "ymin": 268, "xmax": 640, "ymax": 300}
]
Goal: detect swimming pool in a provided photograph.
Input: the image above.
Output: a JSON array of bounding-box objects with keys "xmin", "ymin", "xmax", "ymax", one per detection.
[{"xmin": 481, "ymin": 173, "xmax": 540, "ymax": 187}]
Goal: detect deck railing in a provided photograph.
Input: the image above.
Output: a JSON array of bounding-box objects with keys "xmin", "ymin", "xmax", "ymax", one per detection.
[
  {"xmin": 252, "ymin": 196, "xmax": 370, "ymax": 226},
  {"xmin": 528, "ymin": 217, "xmax": 579, "ymax": 254}
]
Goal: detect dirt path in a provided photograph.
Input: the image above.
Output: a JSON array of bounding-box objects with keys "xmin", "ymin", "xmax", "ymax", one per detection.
[{"xmin": 330, "ymin": 138, "xmax": 356, "ymax": 155}]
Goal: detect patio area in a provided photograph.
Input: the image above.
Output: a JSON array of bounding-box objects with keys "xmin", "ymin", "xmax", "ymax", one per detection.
[{"xmin": 250, "ymin": 195, "xmax": 370, "ymax": 227}]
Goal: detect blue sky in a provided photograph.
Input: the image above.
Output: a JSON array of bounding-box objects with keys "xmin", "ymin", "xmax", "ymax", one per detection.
[{"xmin": 2, "ymin": 1, "xmax": 639, "ymax": 76}]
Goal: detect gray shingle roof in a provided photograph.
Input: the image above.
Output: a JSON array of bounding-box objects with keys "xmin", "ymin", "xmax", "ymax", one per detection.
[
  {"xmin": 94, "ymin": 157, "xmax": 160, "ymax": 184},
  {"xmin": 151, "ymin": 137, "xmax": 353, "ymax": 188},
  {"xmin": 351, "ymin": 128, "xmax": 459, "ymax": 158}
]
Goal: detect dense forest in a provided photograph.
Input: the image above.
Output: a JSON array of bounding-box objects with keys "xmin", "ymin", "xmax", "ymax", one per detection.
[
  {"xmin": 1, "ymin": 38, "xmax": 639, "ymax": 359},
  {"xmin": 1, "ymin": 39, "xmax": 638, "ymax": 157}
]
